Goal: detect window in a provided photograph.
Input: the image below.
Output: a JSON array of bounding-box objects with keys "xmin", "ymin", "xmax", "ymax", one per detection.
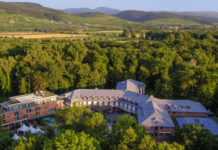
[
  {"xmin": 22, "ymin": 104, "xmax": 26, "ymax": 108},
  {"xmin": 48, "ymin": 108, "xmax": 56, "ymax": 113},
  {"xmin": 36, "ymin": 107, "xmax": 41, "ymax": 111},
  {"xmin": 14, "ymin": 112, "xmax": 19, "ymax": 116},
  {"xmin": 36, "ymin": 112, "xmax": 40, "ymax": 116},
  {"xmin": 15, "ymin": 116, "xmax": 19, "ymax": 121},
  {"xmin": 24, "ymin": 114, "xmax": 28, "ymax": 119},
  {"xmin": 27, "ymin": 108, "xmax": 32, "ymax": 113}
]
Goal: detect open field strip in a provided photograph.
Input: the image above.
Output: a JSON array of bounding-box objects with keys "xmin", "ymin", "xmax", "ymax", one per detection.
[{"xmin": 0, "ymin": 33, "xmax": 88, "ymax": 39}]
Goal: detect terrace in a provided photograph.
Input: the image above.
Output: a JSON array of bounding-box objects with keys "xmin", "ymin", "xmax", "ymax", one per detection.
[{"xmin": 0, "ymin": 91, "xmax": 57, "ymax": 114}]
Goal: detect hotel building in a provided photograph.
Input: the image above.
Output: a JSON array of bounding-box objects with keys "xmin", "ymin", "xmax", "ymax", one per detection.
[
  {"xmin": 0, "ymin": 91, "xmax": 64, "ymax": 127},
  {"xmin": 63, "ymin": 79, "xmax": 210, "ymax": 139}
]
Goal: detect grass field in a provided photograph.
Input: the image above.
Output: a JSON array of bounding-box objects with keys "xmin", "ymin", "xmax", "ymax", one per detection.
[{"xmin": 0, "ymin": 32, "xmax": 88, "ymax": 39}]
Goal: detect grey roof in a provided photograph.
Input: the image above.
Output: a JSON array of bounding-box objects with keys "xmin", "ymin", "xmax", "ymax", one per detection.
[
  {"xmin": 138, "ymin": 98, "xmax": 174, "ymax": 128},
  {"xmin": 176, "ymin": 117, "xmax": 218, "ymax": 135},
  {"xmin": 116, "ymin": 79, "xmax": 145, "ymax": 93},
  {"xmin": 65, "ymin": 89, "xmax": 174, "ymax": 127},
  {"xmin": 64, "ymin": 89, "xmax": 150, "ymax": 105},
  {"xmin": 123, "ymin": 91, "xmax": 149, "ymax": 105},
  {"xmin": 63, "ymin": 80, "xmax": 209, "ymax": 129},
  {"xmin": 64, "ymin": 89, "xmax": 209, "ymax": 128},
  {"xmin": 155, "ymin": 99, "xmax": 208, "ymax": 113},
  {"xmin": 64, "ymin": 89, "xmax": 125, "ymax": 100}
]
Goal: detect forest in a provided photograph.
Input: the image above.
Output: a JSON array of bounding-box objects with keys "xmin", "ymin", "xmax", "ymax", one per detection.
[{"xmin": 0, "ymin": 31, "xmax": 217, "ymax": 116}]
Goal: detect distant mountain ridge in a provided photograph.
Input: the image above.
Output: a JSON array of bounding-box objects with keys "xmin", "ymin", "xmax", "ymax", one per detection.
[
  {"xmin": 113, "ymin": 10, "xmax": 218, "ymax": 25},
  {"xmin": 175, "ymin": 11, "xmax": 218, "ymax": 19},
  {"xmin": 0, "ymin": 1, "xmax": 218, "ymax": 32},
  {"xmin": 64, "ymin": 7, "xmax": 120, "ymax": 15}
]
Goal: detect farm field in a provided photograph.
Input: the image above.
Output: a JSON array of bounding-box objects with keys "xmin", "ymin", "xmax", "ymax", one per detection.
[{"xmin": 0, "ymin": 32, "xmax": 88, "ymax": 39}]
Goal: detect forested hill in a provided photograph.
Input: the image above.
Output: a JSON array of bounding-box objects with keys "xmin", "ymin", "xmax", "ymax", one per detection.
[
  {"xmin": 175, "ymin": 11, "xmax": 218, "ymax": 19},
  {"xmin": 0, "ymin": 2, "xmax": 64, "ymax": 21},
  {"xmin": 0, "ymin": 2, "xmax": 138, "ymax": 32},
  {"xmin": 114, "ymin": 10, "xmax": 218, "ymax": 25},
  {"xmin": 64, "ymin": 7, "xmax": 120, "ymax": 15}
]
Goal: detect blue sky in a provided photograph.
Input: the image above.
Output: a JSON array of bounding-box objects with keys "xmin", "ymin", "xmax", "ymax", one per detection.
[{"xmin": 2, "ymin": 0, "xmax": 218, "ymax": 11}]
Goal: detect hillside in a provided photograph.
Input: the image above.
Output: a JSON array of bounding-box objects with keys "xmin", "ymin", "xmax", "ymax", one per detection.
[
  {"xmin": 175, "ymin": 11, "xmax": 218, "ymax": 19},
  {"xmin": 64, "ymin": 7, "xmax": 120, "ymax": 15},
  {"xmin": 0, "ymin": 12, "xmax": 75, "ymax": 32},
  {"xmin": 0, "ymin": 2, "xmax": 138, "ymax": 32},
  {"xmin": 114, "ymin": 10, "xmax": 218, "ymax": 25}
]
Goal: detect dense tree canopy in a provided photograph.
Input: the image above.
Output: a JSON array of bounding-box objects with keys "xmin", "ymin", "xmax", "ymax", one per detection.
[
  {"xmin": 55, "ymin": 106, "xmax": 108, "ymax": 141},
  {"xmin": 173, "ymin": 124, "xmax": 218, "ymax": 150},
  {"xmin": 44, "ymin": 130, "xmax": 100, "ymax": 150},
  {"xmin": 1, "ymin": 31, "xmax": 217, "ymax": 113},
  {"xmin": 55, "ymin": 106, "xmax": 184, "ymax": 150}
]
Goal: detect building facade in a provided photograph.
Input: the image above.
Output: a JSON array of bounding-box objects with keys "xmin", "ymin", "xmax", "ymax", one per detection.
[{"xmin": 0, "ymin": 91, "xmax": 64, "ymax": 127}]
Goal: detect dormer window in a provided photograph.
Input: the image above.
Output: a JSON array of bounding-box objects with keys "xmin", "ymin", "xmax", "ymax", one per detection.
[{"xmin": 186, "ymin": 106, "xmax": 190, "ymax": 109}]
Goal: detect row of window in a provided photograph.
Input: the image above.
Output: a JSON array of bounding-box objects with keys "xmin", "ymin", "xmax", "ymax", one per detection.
[
  {"xmin": 76, "ymin": 97, "xmax": 137, "ymax": 104},
  {"xmin": 170, "ymin": 112, "xmax": 207, "ymax": 115},
  {"xmin": 149, "ymin": 126, "xmax": 173, "ymax": 131},
  {"xmin": 13, "ymin": 107, "xmax": 41, "ymax": 116},
  {"xmin": 74, "ymin": 101, "xmax": 137, "ymax": 112},
  {"xmin": 9, "ymin": 108, "xmax": 56, "ymax": 122}
]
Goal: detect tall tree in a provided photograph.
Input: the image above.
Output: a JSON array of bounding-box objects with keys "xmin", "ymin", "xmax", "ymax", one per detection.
[
  {"xmin": 44, "ymin": 130, "xmax": 99, "ymax": 150},
  {"xmin": 32, "ymin": 72, "xmax": 46, "ymax": 91}
]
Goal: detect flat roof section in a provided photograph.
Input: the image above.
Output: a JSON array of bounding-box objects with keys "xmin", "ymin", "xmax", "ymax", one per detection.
[
  {"xmin": 0, "ymin": 91, "xmax": 57, "ymax": 108},
  {"xmin": 15, "ymin": 94, "xmax": 43, "ymax": 103},
  {"xmin": 176, "ymin": 117, "xmax": 218, "ymax": 135}
]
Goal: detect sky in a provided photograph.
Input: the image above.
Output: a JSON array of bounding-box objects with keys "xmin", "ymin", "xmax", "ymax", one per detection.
[{"xmin": 2, "ymin": 0, "xmax": 218, "ymax": 11}]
